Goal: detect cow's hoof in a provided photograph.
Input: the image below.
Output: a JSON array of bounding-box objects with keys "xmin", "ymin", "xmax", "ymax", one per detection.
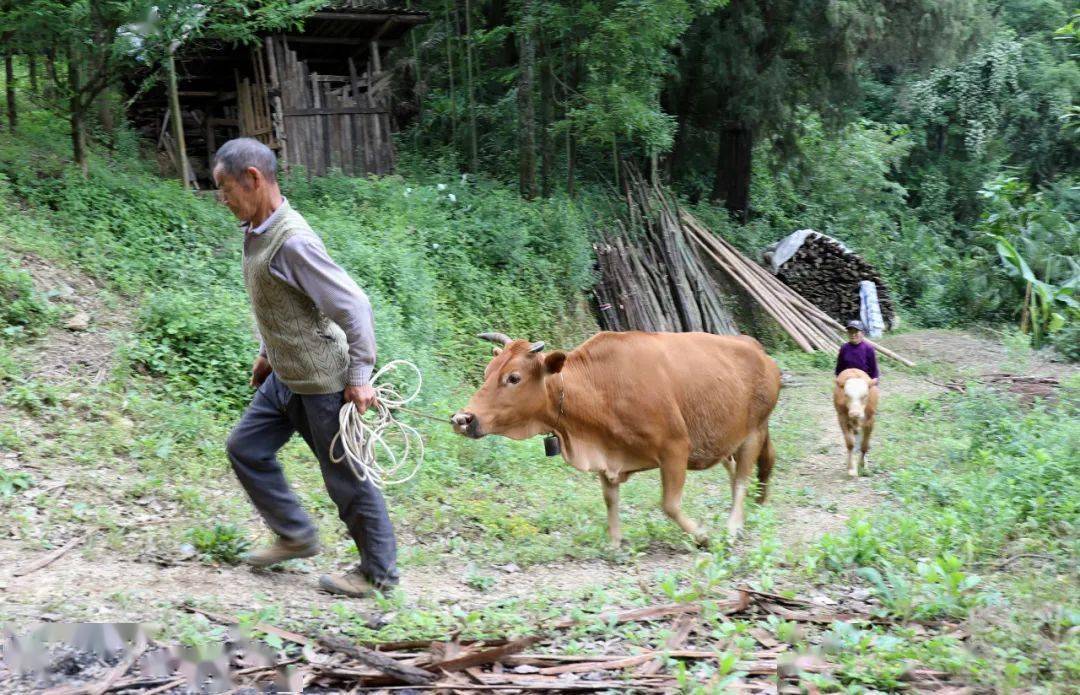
[
  {"xmin": 848, "ymin": 469, "xmax": 859, "ymax": 478},
  {"xmin": 693, "ymin": 534, "xmax": 711, "ymax": 550},
  {"xmin": 604, "ymin": 541, "xmax": 630, "ymax": 563}
]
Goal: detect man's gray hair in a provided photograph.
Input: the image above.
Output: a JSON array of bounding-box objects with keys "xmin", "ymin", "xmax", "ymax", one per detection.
[{"xmin": 213, "ymin": 137, "xmax": 278, "ymax": 184}]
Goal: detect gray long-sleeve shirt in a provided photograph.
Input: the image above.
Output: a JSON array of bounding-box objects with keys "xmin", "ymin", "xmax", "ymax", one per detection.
[{"xmin": 246, "ymin": 199, "xmax": 375, "ymax": 386}]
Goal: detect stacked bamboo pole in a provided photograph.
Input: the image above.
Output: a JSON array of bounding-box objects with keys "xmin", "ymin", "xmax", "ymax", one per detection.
[
  {"xmin": 592, "ymin": 169, "xmax": 915, "ymax": 367},
  {"xmin": 680, "ymin": 212, "xmax": 915, "ymax": 367},
  {"xmin": 593, "ymin": 169, "xmax": 739, "ymax": 335}
]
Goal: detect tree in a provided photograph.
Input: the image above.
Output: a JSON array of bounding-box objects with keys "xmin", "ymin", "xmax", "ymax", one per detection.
[
  {"xmin": 517, "ymin": 0, "xmax": 537, "ymax": 198},
  {"xmin": 669, "ymin": 0, "xmax": 985, "ymax": 219},
  {"xmin": 555, "ymin": 0, "xmax": 724, "ymax": 184}
]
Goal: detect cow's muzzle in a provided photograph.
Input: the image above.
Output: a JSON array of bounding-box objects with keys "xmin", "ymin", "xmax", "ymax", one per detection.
[{"xmin": 451, "ymin": 411, "xmax": 483, "ymax": 439}]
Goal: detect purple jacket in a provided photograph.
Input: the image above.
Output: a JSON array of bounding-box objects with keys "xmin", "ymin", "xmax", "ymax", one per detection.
[{"xmin": 835, "ymin": 341, "xmax": 879, "ymax": 380}]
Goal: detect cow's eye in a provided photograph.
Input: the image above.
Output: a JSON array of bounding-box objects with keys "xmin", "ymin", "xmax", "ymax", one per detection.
[{"xmin": 506, "ymin": 373, "xmax": 522, "ymax": 385}]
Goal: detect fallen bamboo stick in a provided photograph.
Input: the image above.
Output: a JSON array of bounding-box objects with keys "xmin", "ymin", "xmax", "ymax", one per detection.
[
  {"xmin": 538, "ymin": 651, "xmax": 657, "ymax": 676},
  {"xmin": 13, "ymin": 533, "xmax": 90, "ymax": 577},
  {"xmin": 636, "ymin": 614, "xmax": 696, "ymax": 676},
  {"xmin": 318, "ymin": 634, "xmax": 437, "ymax": 685}
]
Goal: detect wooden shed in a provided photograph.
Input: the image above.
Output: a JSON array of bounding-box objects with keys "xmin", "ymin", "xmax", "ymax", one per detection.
[{"xmin": 127, "ymin": 3, "xmax": 429, "ymax": 186}]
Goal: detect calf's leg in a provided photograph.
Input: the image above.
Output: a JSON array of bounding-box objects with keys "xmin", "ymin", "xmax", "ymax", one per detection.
[
  {"xmin": 599, "ymin": 473, "xmax": 623, "ymax": 547},
  {"xmin": 859, "ymin": 418, "xmax": 874, "ymax": 472},
  {"xmin": 840, "ymin": 418, "xmax": 858, "ymax": 478}
]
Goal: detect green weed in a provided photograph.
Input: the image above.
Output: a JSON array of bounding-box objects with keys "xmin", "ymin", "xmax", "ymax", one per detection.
[
  {"xmin": 0, "ymin": 468, "xmax": 33, "ymax": 497},
  {"xmin": 185, "ymin": 523, "xmax": 251, "ymax": 565}
]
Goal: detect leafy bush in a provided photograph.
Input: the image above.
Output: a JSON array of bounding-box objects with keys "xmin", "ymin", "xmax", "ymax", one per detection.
[
  {"xmin": 0, "ymin": 255, "xmax": 55, "ymax": 339},
  {"xmin": 129, "ymin": 291, "xmax": 254, "ymax": 408},
  {"xmin": 1050, "ymin": 320, "xmax": 1080, "ymax": 361}
]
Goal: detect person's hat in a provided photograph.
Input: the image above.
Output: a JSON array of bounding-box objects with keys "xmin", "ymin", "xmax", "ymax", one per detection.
[{"xmin": 845, "ymin": 320, "xmax": 865, "ymax": 331}]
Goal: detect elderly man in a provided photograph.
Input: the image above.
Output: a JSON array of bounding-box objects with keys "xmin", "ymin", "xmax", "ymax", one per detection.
[{"xmin": 213, "ymin": 137, "xmax": 398, "ymax": 598}]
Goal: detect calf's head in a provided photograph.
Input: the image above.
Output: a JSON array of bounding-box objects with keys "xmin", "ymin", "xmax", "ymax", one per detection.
[
  {"xmin": 451, "ymin": 332, "xmax": 567, "ymax": 440},
  {"xmin": 841, "ymin": 375, "xmax": 871, "ymax": 425}
]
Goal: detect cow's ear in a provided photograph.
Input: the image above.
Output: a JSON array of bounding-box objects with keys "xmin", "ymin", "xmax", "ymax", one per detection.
[
  {"xmin": 544, "ymin": 350, "xmax": 567, "ymax": 374},
  {"xmin": 492, "ymin": 347, "xmax": 503, "ymax": 357}
]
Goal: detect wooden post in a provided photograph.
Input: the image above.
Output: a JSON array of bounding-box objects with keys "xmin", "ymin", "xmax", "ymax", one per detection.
[
  {"xmin": 348, "ymin": 56, "xmax": 364, "ymax": 174},
  {"xmin": 166, "ymin": 46, "xmax": 190, "ymax": 189},
  {"xmin": 264, "ymin": 35, "xmax": 288, "ymax": 169},
  {"xmin": 366, "ymin": 43, "xmax": 383, "ymax": 174}
]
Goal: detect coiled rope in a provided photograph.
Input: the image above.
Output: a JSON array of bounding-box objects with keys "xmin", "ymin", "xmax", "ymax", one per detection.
[{"xmin": 330, "ymin": 360, "xmax": 429, "ymax": 489}]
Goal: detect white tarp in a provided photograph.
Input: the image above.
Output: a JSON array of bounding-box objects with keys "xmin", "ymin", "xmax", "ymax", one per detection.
[
  {"xmin": 763, "ymin": 228, "xmax": 853, "ymax": 273},
  {"xmin": 859, "ymin": 280, "xmax": 886, "ymax": 338}
]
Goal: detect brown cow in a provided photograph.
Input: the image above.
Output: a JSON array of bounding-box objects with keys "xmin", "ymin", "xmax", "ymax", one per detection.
[
  {"xmin": 833, "ymin": 368, "xmax": 880, "ymax": 477},
  {"xmin": 451, "ymin": 331, "xmax": 782, "ymax": 546}
]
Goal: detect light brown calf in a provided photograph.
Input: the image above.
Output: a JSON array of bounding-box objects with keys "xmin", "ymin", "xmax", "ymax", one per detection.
[
  {"xmin": 833, "ymin": 368, "xmax": 880, "ymax": 477},
  {"xmin": 452, "ymin": 331, "xmax": 782, "ymax": 546}
]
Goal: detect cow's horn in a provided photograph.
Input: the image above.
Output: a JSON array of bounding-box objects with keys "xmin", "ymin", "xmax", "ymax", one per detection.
[
  {"xmin": 477, "ymin": 332, "xmax": 513, "ymax": 346},
  {"xmin": 529, "ymin": 341, "xmax": 545, "ymax": 353}
]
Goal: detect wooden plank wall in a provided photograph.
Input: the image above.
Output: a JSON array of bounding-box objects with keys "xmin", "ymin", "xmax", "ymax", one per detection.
[
  {"xmin": 265, "ymin": 35, "xmax": 395, "ymax": 177},
  {"xmin": 235, "ymin": 45, "xmax": 276, "ymax": 150}
]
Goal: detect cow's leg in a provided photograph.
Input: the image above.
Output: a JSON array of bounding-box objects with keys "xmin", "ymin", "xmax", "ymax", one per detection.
[
  {"xmin": 599, "ymin": 473, "xmax": 623, "ymax": 547},
  {"xmin": 755, "ymin": 427, "xmax": 775, "ymax": 504},
  {"xmin": 728, "ymin": 430, "xmax": 763, "ymax": 537},
  {"xmin": 659, "ymin": 446, "xmax": 707, "ymax": 547},
  {"xmin": 722, "ymin": 456, "xmax": 736, "ymax": 496}
]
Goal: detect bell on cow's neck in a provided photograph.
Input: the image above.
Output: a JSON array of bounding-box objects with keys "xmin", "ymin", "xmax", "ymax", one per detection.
[{"xmin": 543, "ymin": 434, "xmax": 561, "ymax": 457}]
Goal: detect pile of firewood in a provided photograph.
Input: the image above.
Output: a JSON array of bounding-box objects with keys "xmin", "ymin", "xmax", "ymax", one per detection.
[
  {"xmin": 769, "ymin": 234, "xmax": 897, "ymax": 328},
  {"xmin": 593, "ymin": 169, "xmax": 739, "ymax": 336}
]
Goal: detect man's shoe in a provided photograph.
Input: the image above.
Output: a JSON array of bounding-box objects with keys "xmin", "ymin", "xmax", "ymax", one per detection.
[
  {"xmin": 318, "ymin": 570, "xmax": 391, "ymax": 598},
  {"xmin": 241, "ymin": 537, "xmax": 320, "ymax": 568}
]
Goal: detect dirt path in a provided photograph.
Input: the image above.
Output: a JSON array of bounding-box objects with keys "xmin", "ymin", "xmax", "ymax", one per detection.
[{"xmin": 4, "ymin": 250, "xmax": 1059, "ymax": 634}]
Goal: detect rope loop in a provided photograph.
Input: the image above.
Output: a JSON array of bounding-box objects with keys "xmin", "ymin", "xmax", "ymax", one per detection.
[{"xmin": 330, "ymin": 360, "xmax": 425, "ymax": 489}]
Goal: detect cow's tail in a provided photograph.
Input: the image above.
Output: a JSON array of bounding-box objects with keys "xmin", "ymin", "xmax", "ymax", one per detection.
[{"xmin": 755, "ymin": 428, "xmax": 775, "ymax": 504}]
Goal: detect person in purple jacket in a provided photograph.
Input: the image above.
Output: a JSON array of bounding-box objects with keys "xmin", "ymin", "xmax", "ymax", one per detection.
[{"xmin": 835, "ymin": 320, "xmax": 879, "ymax": 384}]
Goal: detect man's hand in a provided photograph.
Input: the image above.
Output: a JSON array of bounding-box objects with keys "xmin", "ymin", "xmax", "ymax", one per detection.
[
  {"xmin": 345, "ymin": 384, "xmax": 377, "ymax": 413},
  {"xmin": 250, "ymin": 355, "xmax": 273, "ymax": 388}
]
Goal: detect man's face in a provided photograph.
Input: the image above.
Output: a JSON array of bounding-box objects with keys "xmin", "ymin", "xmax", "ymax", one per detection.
[
  {"xmin": 213, "ymin": 164, "xmax": 259, "ymax": 222},
  {"xmin": 847, "ymin": 329, "xmax": 864, "ymax": 344}
]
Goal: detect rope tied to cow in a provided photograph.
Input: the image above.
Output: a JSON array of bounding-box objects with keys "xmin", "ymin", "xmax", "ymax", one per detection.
[{"xmin": 330, "ymin": 360, "xmax": 433, "ymax": 489}]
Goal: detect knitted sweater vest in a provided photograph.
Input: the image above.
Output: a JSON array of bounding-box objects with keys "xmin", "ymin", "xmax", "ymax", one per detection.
[{"xmin": 242, "ymin": 203, "xmax": 349, "ymax": 394}]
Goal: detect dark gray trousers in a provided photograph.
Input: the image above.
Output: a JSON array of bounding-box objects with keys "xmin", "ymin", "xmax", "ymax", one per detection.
[{"xmin": 226, "ymin": 372, "xmax": 398, "ymax": 586}]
